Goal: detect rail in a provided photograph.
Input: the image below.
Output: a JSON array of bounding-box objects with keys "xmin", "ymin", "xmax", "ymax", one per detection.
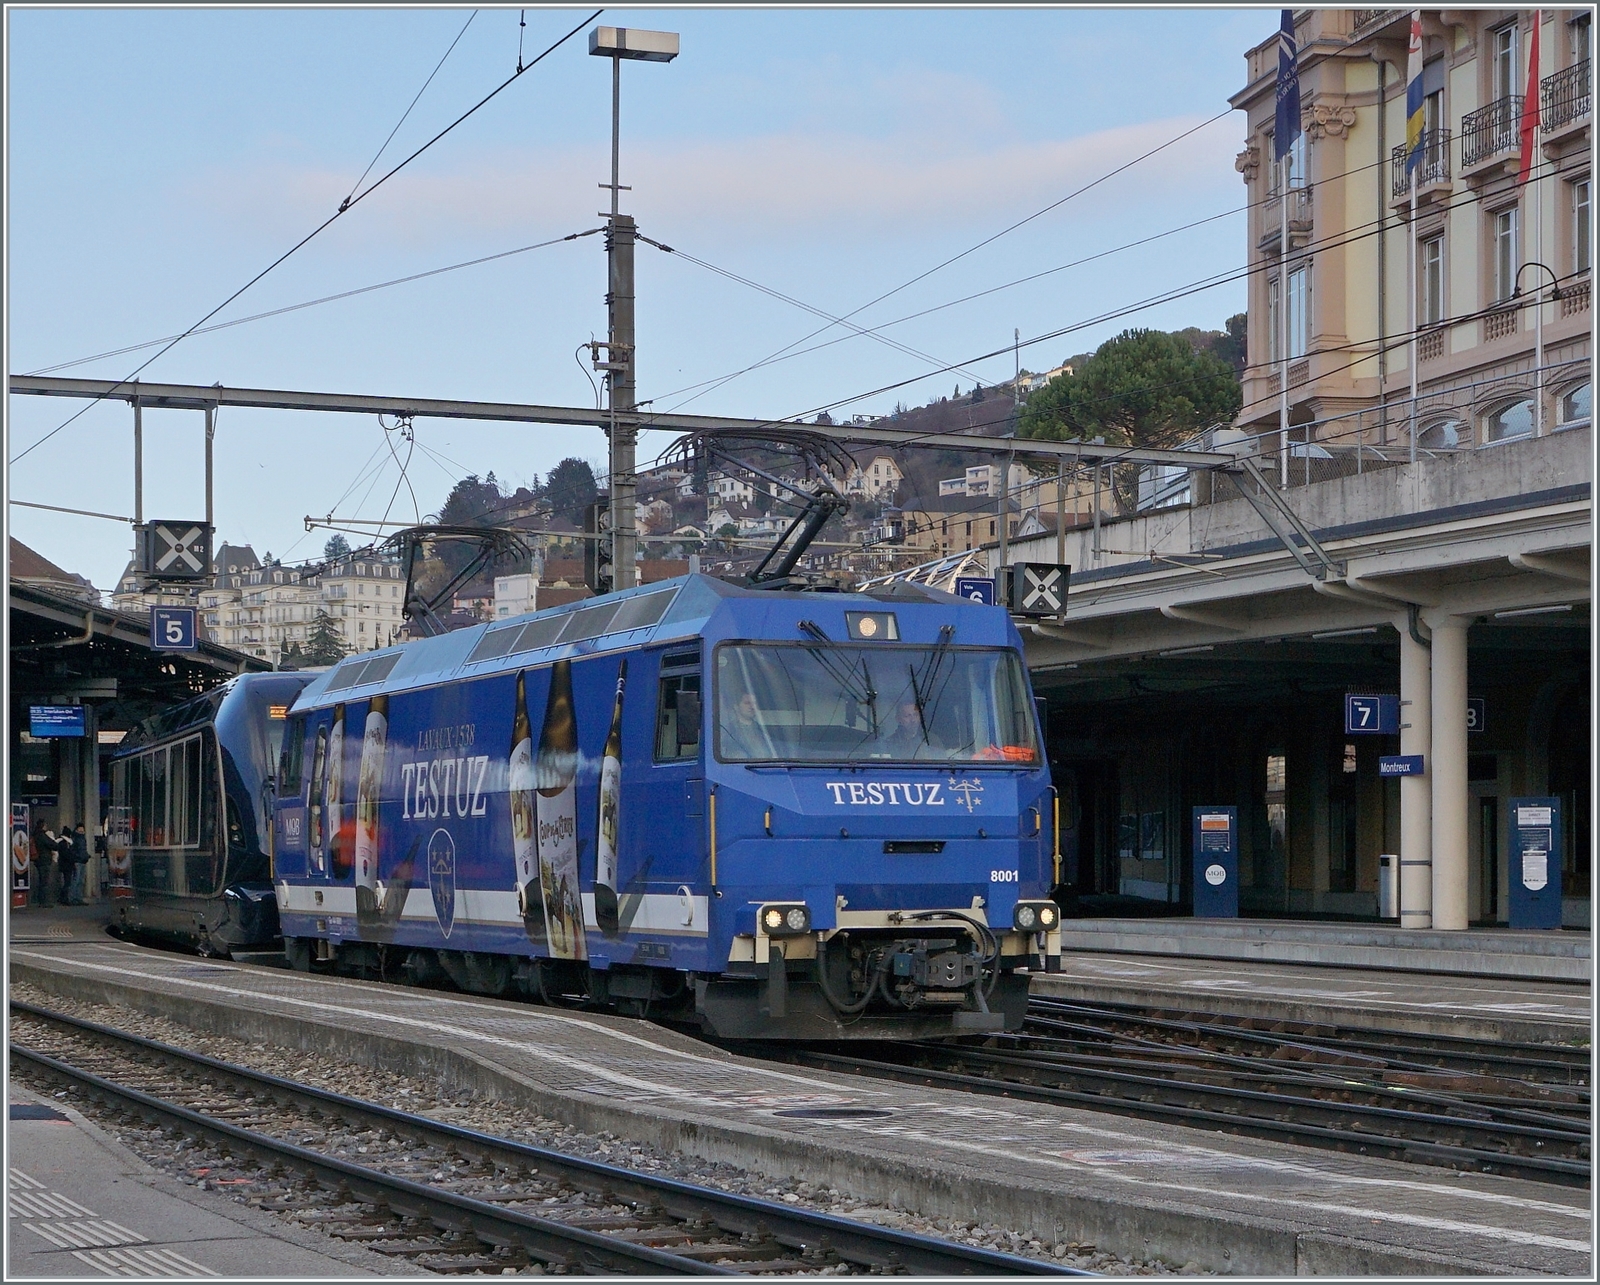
[
  {"xmin": 779, "ymin": 998, "xmax": 1591, "ymax": 1188},
  {"xmin": 10, "ymin": 1001, "xmax": 1083, "ymax": 1276}
]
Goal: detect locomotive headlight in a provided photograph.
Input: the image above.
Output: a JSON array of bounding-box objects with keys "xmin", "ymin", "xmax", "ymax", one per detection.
[
  {"xmin": 1013, "ymin": 900, "xmax": 1059, "ymax": 933},
  {"xmin": 760, "ymin": 903, "xmax": 811, "ymax": 936}
]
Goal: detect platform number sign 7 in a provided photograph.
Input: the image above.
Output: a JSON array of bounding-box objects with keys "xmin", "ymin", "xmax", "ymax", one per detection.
[
  {"xmin": 1345, "ymin": 693, "xmax": 1399, "ymax": 735},
  {"xmin": 151, "ymin": 606, "xmax": 198, "ymax": 652}
]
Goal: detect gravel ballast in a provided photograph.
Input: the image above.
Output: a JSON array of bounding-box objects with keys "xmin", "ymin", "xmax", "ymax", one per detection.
[{"xmin": 9, "ymin": 978, "xmax": 1205, "ymax": 1274}]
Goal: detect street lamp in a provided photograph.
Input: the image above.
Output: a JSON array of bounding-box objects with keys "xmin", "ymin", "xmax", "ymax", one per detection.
[
  {"xmin": 1509, "ymin": 261, "xmax": 1561, "ymax": 439},
  {"xmin": 590, "ymin": 25, "xmax": 679, "ymax": 592}
]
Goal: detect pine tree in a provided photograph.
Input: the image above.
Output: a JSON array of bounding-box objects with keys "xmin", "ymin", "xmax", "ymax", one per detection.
[{"xmin": 303, "ymin": 611, "xmax": 350, "ymax": 666}]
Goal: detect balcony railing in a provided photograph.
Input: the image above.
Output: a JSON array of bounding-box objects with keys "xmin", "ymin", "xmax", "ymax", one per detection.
[
  {"xmin": 1390, "ymin": 130, "xmax": 1451, "ymax": 197},
  {"xmin": 1462, "ymin": 95, "xmax": 1522, "ymax": 168},
  {"xmin": 1543, "ymin": 59, "xmax": 1591, "ymax": 132}
]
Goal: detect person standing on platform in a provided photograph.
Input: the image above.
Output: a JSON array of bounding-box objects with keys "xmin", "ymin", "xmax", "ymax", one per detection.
[
  {"xmin": 32, "ymin": 821, "xmax": 59, "ymax": 907},
  {"xmin": 63, "ymin": 823, "xmax": 89, "ymax": 905}
]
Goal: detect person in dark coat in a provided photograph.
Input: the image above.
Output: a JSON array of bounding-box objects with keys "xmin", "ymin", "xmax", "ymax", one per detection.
[
  {"xmin": 32, "ymin": 821, "xmax": 58, "ymax": 907},
  {"xmin": 63, "ymin": 823, "xmax": 89, "ymax": 905}
]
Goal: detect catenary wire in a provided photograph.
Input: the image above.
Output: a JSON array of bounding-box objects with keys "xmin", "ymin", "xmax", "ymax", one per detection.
[
  {"xmin": 26, "ymin": 230, "xmax": 602, "ymax": 377},
  {"xmin": 653, "ymin": 108, "xmax": 1238, "ymax": 417},
  {"xmin": 8, "ymin": 8, "xmax": 602, "ymax": 466},
  {"xmin": 637, "ymin": 143, "xmax": 1406, "ymax": 410},
  {"xmin": 344, "ymin": 10, "xmax": 479, "ymax": 207}
]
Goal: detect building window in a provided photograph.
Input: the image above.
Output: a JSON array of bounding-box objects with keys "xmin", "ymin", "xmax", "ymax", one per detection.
[
  {"xmin": 1268, "ymin": 276, "xmax": 1280, "ymax": 362},
  {"xmin": 1419, "ymin": 418, "xmax": 1464, "ymax": 450},
  {"xmin": 1268, "ymin": 129, "xmax": 1306, "ymax": 193},
  {"xmin": 1573, "ymin": 178, "xmax": 1591, "ymax": 274},
  {"xmin": 1421, "ymin": 235, "xmax": 1444, "ymax": 324},
  {"xmin": 1492, "ymin": 207, "xmax": 1519, "ymax": 302},
  {"xmin": 1573, "ymin": 13, "xmax": 1592, "ymax": 63},
  {"xmin": 1286, "ymin": 263, "xmax": 1309, "ymax": 358},
  {"xmin": 1491, "ymin": 21, "xmax": 1519, "ymax": 101},
  {"xmin": 1485, "ymin": 398, "xmax": 1536, "ymax": 443},
  {"xmin": 1558, "ymin": 382, "xmax": 1591, "ymax": 430}
]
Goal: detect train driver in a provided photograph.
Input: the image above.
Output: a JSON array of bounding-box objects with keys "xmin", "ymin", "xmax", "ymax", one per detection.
[
  {"xmin": 882, "ymin": 699, "xmax": 946, "ymax": 760},
  {"xmin": 721, "ymin": 690, "xmax": 773, "ymax": 759}
]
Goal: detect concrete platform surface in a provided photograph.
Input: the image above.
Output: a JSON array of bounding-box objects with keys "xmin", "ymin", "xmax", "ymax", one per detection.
[
  {"xmin": 5, "ymin": 1083, "xmax": 406, "ymax": 1278},
  {"xmin": 9, "ymin": 902, "xmax": 118, "ymax": 946},
  {"xmin": 1058, "ymin": 917, "xmax": 1592, "ymax": 982},
  {"xmin": 12, "ymin": 940, "xmax": 1592, "ymax": 1277},
  {"xmin": 1033, "ymin": 950, "xmax": 1591, "ymax": 1044}
]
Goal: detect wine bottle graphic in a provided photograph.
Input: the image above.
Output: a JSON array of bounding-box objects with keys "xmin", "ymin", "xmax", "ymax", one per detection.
[
  {"xmin": 307, "ymin": 724, "xmax": 328, "ymax": 875},
  {"xmin": 535, "ymin": 659, "xmax": 585, "ymax": 961},
  {"xmin": 509, "ymin": 671, "xmax": 543, "ymax": 945},
  {"xmin": 326, "ymin": 704, "xmax": 351, "ymax": 880},
  {"xmin": 594, "ymin": 659, "xmax": 626, "ymax": 935},
  {"xmin": 354, "ymin": 694, "xmax": 388, "ymax": 928}
]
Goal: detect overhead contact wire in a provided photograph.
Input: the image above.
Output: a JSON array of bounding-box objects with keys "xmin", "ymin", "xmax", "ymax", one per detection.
[{"xmin": 9, "ymin": 8, "xmax": 603, "ymax": 466}]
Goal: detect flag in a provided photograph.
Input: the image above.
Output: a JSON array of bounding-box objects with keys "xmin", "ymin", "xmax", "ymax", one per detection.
[
  {"xmin": 1404, "ymin": 12, "xmax": 1426, "ymax": 178},
  {"xmin": 1519, "ymin": 11, "xmax": 1542, "ymax": 185},
  {"xmin": 1274, "ymin": 9, "xmax": 1301, "ymax": 162}
]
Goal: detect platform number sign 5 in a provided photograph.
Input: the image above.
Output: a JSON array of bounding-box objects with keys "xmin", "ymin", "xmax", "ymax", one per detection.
[{"xmin": 151, "ymin": 606, "xmax": 198, "ymax": 652}]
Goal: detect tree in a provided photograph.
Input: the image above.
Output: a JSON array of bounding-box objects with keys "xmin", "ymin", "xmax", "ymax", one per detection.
[
  {"xmin": 303, "ymin": 611, "xmax": 350, "ymax": 666},
  {"xmin": 1213, "ymin": 313, "xmax": 1247, "ymax": 377},
  {"xmin": 544, "ymin": 457, "xmax": 598, "ymax": 526},
  {"xmin": 323, "ymin": 534, "xmax": 351, "ymax": 559},
  {"xmin": 1019, "ymin": 327, "xmax": 1241, "ymax": 451}
]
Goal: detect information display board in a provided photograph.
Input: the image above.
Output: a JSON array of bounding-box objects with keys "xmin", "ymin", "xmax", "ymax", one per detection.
[
  {"xmin": 1507, "ymin": 797, "xmax": 1562, "ymax": 930},
  {"xmin": 1191, "ymin": 806, "xmax": 1237, "ymax": 918}
]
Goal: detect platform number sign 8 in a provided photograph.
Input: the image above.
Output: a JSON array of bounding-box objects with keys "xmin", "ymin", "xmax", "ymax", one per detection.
[{"xmin": 1467, "ymin": 697, "xmax": 1485, "ymax": 735}]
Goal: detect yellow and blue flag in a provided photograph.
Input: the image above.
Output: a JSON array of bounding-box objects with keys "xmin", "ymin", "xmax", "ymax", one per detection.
[
  {"xmin": 1404, "ymin": 12, "xmax": 1426, "ymax": 178},
  {"xmin": 1274, "ymin": 10, "xmax": 1301, "ymax": 161}
]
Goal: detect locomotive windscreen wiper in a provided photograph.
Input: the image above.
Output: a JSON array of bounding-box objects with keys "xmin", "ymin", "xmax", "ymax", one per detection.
[{"xmin": 908, "ymin": 625, "xmax": 955, "ymax": 740}]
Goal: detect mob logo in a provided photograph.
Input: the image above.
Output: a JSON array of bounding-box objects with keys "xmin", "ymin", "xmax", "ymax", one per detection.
[{"xmin": 428, "ymin": 828, "xmax": 457, "ymax": 938}]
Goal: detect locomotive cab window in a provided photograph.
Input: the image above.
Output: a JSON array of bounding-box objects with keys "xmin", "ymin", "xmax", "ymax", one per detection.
[
  {"xmin": 714, "ymin": 642, "xmax": 1039, "ymax": 765},
  {"xmin": 656, "ymin": 670, "xmax": 702, "ymax": 762},
  {"xmin": 279, "ymin": 716, "xmax": 306, "ymax": 792}
]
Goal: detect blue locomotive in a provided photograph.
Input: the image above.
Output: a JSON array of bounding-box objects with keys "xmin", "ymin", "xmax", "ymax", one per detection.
[
  {"xmin": 271, "ymin": 574, "xmax": 1063, "ymax": 1038},
  {"xmin": 108, "ymin": 672, "xmax": 315, "ymax": 955}
]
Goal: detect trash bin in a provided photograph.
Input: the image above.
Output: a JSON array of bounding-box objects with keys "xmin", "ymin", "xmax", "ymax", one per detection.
[{"xmin": 1378, "ymin": 854, "xmax": 1397, "ymax": 920}]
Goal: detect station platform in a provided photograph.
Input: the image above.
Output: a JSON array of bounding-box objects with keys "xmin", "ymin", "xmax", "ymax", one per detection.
[
  {"xmin": 11, "ymin": 936, "xmax": 1591, "ymax": 1277},
  {"xmin": 1034, "ymin": 952, "xmax": 1589, "ymax": 1044},
  {"xmin": 5, "ymin": 1083, "xmax": 404, "ymax": 1278},
  {"xmin": 1057, "ymin": 916, "xmax": 1591, "ymax": 982}
]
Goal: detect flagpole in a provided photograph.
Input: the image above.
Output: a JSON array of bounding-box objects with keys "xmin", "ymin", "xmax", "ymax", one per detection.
[
  {"xmin": 1533, "ymin": 13, "xmax": 1545, "ymax": 438},
  {"xmin": 1280, "ymin": 166, "xmax": 1290, "ymax": 486},
  {"xmin": 1408, "ymin": 175, "xmax": 1418, "ymax": 463}
]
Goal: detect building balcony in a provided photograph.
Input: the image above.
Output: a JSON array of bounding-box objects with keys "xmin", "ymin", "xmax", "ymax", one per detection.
[
  {"xmin": 1390, "ymin": 130, "xmax": 1451, "ymax": 206},
  {"xmin": 1542, "ymin": 59, "xmax": 1590, "ymax": 141},
  {"xmin": 1461, "ymin": 95, "xmax": 1522, "ymax": 174},
  {"xmin": 1482, "ymin": 303, "xmax": 1519, "ymax": 344},
  {"xmin": 1258, "ymin": 186, "xmax": 1312, "ymax": 252}
]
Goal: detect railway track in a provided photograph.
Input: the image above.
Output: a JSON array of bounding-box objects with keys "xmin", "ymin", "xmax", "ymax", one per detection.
[
  {"xmin": 781, "ymin": 999, "xmax": 1591, "ymax": 1188},
  {"xmin": 10, "ymin": 1001, "xmax": 1082, "ymax": 1276}
]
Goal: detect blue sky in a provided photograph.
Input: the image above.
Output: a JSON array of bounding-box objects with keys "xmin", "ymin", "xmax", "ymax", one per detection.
[{"xmin": 8, "ymin": 5, "xmax": 1275, "ymax": 592}]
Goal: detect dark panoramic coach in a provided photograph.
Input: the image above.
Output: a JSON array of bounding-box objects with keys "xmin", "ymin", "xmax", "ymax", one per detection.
[
  {"xmin": 270, "ymin": 573, "xmax": 1063, "ymax": 1039},
  {"xmin": 108, "ymin": 672, "xmax": 315, "ymax": 955}
]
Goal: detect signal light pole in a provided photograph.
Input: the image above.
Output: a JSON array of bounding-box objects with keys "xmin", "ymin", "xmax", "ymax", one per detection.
[{"xmin": 589, "ymin": 25, "xmax": 678, "ymax": 591}]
